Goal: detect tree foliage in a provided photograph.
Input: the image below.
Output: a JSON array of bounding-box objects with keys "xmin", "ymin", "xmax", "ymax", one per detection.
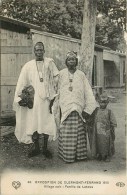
[
  {"xmin": 96, "ymin": 0, "xmax": 126, "ymax": 50},
  {"xmin": 0, "ymin": 0, "xmax": 126, "ymax": 51}
]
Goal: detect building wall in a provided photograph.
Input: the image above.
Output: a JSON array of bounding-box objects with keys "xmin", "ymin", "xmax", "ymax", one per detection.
[
  {"xmin": 120, "ymin": 56, "xmax": 126, "ymax": 87},
  {"xmin": 103, "ymin": 50, "xmax": 126, "ymax": 88},
  {"xmin": 104, "ymin": 60, "xmax": 120, "ymax": 87},
  {"xmin": 31, "ymin": 29, "xmax": 104, "ymax": 87},
  {"xmin": 31, "ymin": 29, "xmax": 81, "ymax": 71},
  {"xmin": 1, "ymin": 28, "xmax": 33, "ymax": 115}
]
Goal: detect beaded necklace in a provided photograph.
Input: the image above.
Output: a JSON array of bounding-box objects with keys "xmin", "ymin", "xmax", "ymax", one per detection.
[
  {"xmin": 68, "ymin": 70, "xmax": 76, "ymax": 91},
  {"xmin": 36, "ymin": 60, "xmax": 44, "ymax": 82}
]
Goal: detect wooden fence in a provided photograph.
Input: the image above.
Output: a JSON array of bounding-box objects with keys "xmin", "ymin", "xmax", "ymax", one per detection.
[{"xmin": 1, "ymin": 28, "xmax": 33, "ymax": 135}]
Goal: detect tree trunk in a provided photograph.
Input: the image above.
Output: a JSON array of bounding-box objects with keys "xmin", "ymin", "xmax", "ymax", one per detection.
[{"xmin": 79, "ymin": 0, "xmax": 97, "ymax": 84}]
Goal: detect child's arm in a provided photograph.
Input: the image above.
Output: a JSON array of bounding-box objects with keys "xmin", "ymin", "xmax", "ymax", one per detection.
[
  {"xmin": 110, "ymin": 110, "xmax": 117, "ymax": 128},
  {"xmin": 109, "ymin": 110, "xmax": 117, "ymax": 141},
  {"xmin": 110, "ymin": 126, "xmax": 115, "ymax": 141}
]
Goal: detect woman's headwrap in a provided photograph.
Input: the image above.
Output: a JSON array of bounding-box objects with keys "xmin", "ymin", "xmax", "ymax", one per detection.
[{"xmin": 66, "ymin": 51, "xmax": 77, "ymax": 59}]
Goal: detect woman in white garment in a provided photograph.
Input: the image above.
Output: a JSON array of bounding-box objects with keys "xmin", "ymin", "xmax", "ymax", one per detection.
[
  {"xmin": 58, "ymin": 51, "xmax": 97, "ymax": 163},
  {"xmin": 13, "ymin": 42, "xmax": 59, "ymax": 158}
]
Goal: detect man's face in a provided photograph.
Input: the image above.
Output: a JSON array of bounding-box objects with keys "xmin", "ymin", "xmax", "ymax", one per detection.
[{"xmin": 34, "ymin": 44, "xmax": 45, "ymax": 61}]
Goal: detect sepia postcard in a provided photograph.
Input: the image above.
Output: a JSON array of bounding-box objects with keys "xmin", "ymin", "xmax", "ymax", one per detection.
[{"xmin": 1, "ymin": 1, "xmax": 126, "ymax": 195}]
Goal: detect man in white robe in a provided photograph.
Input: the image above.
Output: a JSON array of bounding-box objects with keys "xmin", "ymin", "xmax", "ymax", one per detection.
[{"xmin": 13, "ymin": 42, "xmax": 59, "ymax": 158}]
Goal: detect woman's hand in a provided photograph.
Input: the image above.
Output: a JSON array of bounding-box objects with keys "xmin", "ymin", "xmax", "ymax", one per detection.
[{"xmin": 82, "ymin": 111, "xmax": 90, "ymax": 121}]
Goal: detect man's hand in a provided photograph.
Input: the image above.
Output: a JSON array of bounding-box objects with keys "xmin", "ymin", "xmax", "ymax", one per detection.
[
  {"xmin": 18, "ymin": 100, "xmax": 27, "ymax": 107},
  {"xmin": 49, "ymin": 98, "xmax": 55, "ymax": 114}
]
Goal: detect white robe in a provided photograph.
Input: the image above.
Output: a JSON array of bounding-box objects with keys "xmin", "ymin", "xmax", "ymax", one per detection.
[
  {"xmin": 59, "ymin": 68, "xmax": 98, "ymax": 123},
  {"xmin": 13, "ymin": 58, "xmax": 59, "ymax": 144}
]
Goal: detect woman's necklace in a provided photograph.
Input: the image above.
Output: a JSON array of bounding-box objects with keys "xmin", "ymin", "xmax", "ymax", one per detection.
[
  {"xmin": 36, "ymin": 60, "xmax": 44, "ymax": 82},
  {"xmin": 68, "ymin": 70, "xmax": 75, "ymax": 91}
]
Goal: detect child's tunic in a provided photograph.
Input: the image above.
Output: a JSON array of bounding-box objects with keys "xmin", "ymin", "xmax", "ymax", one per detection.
[{"xmin": 95, "ymin": 108, "xmax": 117, "ymax": 157}]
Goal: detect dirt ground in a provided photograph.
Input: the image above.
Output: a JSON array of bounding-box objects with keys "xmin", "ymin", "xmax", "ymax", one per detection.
[{"xmin": 0, "ymin": 90, "xmax": 126, "ymax": 174}]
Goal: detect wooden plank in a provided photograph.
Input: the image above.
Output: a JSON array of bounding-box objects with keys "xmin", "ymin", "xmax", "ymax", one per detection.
[
  {"xmin": 1, "ymin": 110, "xmax": 15, "ymax": 117},
  {"xmin": 1, "ymin": 116, "xmax": 16, "ymax": 126},
  {"xmin": 1, "ymin": 53, "xmax": 33, "ymax": 78},
  {"xmin": 1, "ymin": 31, "xmax": 7, "ymax": 39},
  {"xmin": 7, "ymin": 31, "xmax": 13, "ymax": 46},
  {"xmin": 12, "ymin": 31, "xmax": 18, "ymax": 46},
  {"xmin": 1, "ymin": 54, "xmax": 8, "ymax": 76},
  {"xmin": 1, "ymin": 86, "xmax": 16, "ymax": 111},
  {"xmin": 0, "ymin": 15, "xmax": 41, "ymax": 32},
  {"xmin": 1, "ymin": 46, "xmax": 32, "ymax": 54},
  {"xmin": 27, "ymin": 39, "xmax": 33, "ymax": 46},
  {"xmin": 32, "ymin": 29, "xmax": 82, "ymax": 43},
  {"xmin": 0, "ymin": 126, "xmax": 15, "ymax": 136},
  {"xmin": 1, "ymin": 29, "xmax": 33, "ymax": 47},
  {"xmin": 1, "ymin": 54, "xmax": 17, "ymax": 77},
  {"xmin": 8, "ymin": 55, "xmax": 17, "ymax": 76},
  {"xmin": 1, "ymin": 77, "xmax": 18, "ymax": 86},
  {"xmin": 1, "ymin": 114, "xmax": 16, "ymax": 126},
  {"xmin": 1, "ymin": 39, "xmax": 7, "ymax": 46}
]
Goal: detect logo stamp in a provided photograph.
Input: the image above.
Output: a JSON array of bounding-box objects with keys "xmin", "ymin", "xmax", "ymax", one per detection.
[
  {"xmin": 116, "ymin": 182, "xmax": 125, "ymax": 187},
  {"xmin": 12, "ymin": 181, "xmax": 21, "ymax": 190}
]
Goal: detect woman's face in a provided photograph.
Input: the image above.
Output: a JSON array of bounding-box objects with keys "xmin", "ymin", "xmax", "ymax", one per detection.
[{"xmin": 66, "ymin": 57, "xmax": 77, "ymax": 70}]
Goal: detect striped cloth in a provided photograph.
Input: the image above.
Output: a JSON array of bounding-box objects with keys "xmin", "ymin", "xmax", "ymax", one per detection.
[{"xmin": 58, "ymin": 111, "xmax": 87, "ymax": 163}]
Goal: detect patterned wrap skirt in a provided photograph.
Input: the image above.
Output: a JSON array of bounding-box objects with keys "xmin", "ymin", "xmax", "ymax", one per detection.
[{"xmin": 58, "ymin": 111, "xmax": 87, "ymax": 162}]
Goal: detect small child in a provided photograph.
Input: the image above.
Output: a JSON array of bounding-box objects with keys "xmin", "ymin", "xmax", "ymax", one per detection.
[
  {"xmin": 96, "ymin": 94, "xmax": 117, "ymax": 161},
  {"xmin": 88, "ymin": 93, "xmax": 117, "ymax": 162}
]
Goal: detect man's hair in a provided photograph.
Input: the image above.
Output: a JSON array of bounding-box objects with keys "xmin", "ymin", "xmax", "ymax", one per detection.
[{"xmin": 34, "ymin": 42, "xmax": 45, "ymax": 50}]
